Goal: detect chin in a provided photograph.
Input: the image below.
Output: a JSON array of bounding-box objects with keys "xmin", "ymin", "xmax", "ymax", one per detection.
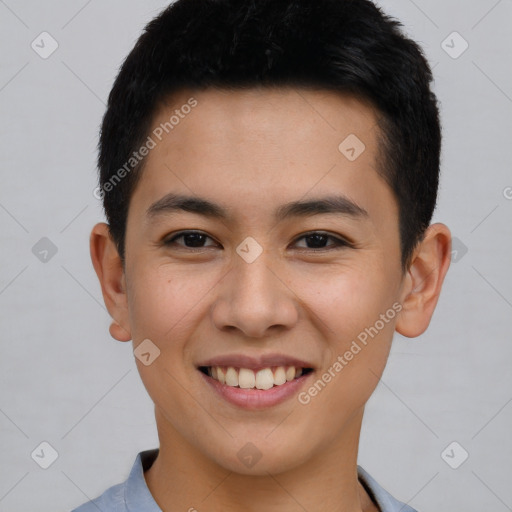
[{"xmin": 206, "ymin": 437, "xmax": 313, "ymax": 476}]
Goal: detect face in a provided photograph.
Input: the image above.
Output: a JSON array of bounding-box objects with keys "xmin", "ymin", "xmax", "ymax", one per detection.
[{"xmin": 115, "ymin": 87, "xmax": 409, "ymax": 473}]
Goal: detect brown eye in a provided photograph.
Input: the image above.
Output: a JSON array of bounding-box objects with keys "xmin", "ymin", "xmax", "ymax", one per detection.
[
  {"xmin": 293, "ymin": 232, "xmax": 351, "ymax": 250},
  {"xmin": 164, "ymin": 231, "xmax": 218, "ymax": 249}
]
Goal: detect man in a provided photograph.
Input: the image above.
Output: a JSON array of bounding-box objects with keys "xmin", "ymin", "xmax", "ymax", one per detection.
[{"xmin": 74, "ymin": 1, "xmax": 451, "ymax": 510}]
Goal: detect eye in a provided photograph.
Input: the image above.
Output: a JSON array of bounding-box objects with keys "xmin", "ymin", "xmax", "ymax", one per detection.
[
  {"xmin": 163, "ymin": 230, "xmax": 352, "ymax": 252},
  {"xmin": 163, "ymin": 231, "xmax": 218, "ymax": 249},
  {"xmin": 292, "ymin": 231, "xmax": 351, "ymax": 251}
]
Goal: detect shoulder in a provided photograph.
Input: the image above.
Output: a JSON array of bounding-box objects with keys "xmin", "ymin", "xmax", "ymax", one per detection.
[
  {"xmin": 70, "ymin": 481, "xmax": 126, "ymax": 512},
  {"xmin": 69, "ymin": 449, "xmax": 160, "ymax": 512},
  {"xmin": 357, "ymin": 465, "xmax": 419, "ymax": 512}
]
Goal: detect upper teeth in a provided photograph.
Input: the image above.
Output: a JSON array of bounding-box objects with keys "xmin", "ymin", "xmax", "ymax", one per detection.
[{"xmin": 208, "ymin": 366, "xmax": 304, "ymax": 390}]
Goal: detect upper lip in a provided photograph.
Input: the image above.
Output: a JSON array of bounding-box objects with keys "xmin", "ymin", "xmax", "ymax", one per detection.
[{"xmin": 197, "ymin": 353, "xmax": 314, "ymax": 371}]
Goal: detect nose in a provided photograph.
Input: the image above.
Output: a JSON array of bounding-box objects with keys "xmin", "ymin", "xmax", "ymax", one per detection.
[{"xmin": 210, "ymin": 251, "xmax": 299, "ymax": 339}]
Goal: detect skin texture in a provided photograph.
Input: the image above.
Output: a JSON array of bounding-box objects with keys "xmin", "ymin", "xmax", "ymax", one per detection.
[{"xmin": 90, "ymin": 87, "xmax": 451, "ymax": 512}]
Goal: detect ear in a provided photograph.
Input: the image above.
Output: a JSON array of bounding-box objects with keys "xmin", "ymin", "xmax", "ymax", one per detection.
[
  {"xmin": 90, "ymin": 222, "xmax": 132, "ymax": 342},
  {"xmin": 396, "ymin": 223, "xmax": 451, "ymax": 338}
]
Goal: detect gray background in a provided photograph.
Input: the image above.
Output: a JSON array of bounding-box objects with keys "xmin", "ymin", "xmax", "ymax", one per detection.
[{"xmin": 1, "ymin": 1, "xmax": 511, "ymax": 510}]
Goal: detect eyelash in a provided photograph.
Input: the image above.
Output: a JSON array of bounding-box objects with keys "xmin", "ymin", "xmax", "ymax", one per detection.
[{"xmin": 163, "ymin": 230, "xmax": 352, "ymax": 252}]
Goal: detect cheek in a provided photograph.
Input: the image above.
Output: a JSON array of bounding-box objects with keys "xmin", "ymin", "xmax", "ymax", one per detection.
[
  {"xmin": 299, "ymin": 264, "xmax": 398, "ymax": 341},
  {"xmin": 126, "ymin": 266, "xmax": 212, "ymax": 423},
  {"xmin": 126, "ymin": 263, "xmax": 218, "ymax": 342},
  {"xmin": 297, "ymin": 282, "xmax": 396, "ymax": 451},
  {"xmin": 299, "ymin": 267, "xmax": 398, "ymax": 397}
]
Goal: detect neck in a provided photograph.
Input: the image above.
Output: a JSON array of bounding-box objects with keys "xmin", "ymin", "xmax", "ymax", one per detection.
[{"xmin": 144, "ymin": 406, "xmax": 377, "ymax": 512}]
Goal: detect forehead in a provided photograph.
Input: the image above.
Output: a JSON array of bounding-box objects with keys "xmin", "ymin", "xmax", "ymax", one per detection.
[
  {"xmin": 154, "ymin": 86, "xmax": 379, "ymax": 154},
  {"xmin": 130, "ymin": 86, "xmax": 397, "ymax": 231}
]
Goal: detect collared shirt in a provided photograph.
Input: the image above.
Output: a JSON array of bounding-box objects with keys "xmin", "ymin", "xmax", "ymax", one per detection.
[{"xmin": 71, "ymin": 449, "xmax": 418, "ymax": 512}]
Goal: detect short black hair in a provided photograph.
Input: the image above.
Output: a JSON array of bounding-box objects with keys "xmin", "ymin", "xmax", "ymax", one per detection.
[{"xmin": 97, "ymin": 0, "xmax": 441, "ymax": 272}]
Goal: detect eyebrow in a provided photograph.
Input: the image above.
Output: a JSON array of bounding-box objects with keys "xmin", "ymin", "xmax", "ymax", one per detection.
[{"xmin": 146, "ymin": 193, "xmax": 369, "ymax": 222}]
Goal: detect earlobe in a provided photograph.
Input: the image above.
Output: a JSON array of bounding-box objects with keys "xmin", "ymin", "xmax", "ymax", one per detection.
[
  {"xmin": 109, "ymin": 320, "xmax": 132, "ymax": 342},
  {"xmin": 90, "ymin": 222, "xmax": 132, "ymax": 342},
  {"xmin": 395, "ymin": 223, "xmax": 451, "ymax": 338}
]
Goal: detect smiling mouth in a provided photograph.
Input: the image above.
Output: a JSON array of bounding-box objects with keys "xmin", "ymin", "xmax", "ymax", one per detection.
[{"xmin": 198, "ymin": 365, "xmax": 314, "ymax": 390}]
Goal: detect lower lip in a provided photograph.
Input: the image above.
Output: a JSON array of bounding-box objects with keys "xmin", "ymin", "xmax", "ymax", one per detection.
[{"xmin": 199, "ymin": 370, "xmax": 313, "ymax": 410}]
